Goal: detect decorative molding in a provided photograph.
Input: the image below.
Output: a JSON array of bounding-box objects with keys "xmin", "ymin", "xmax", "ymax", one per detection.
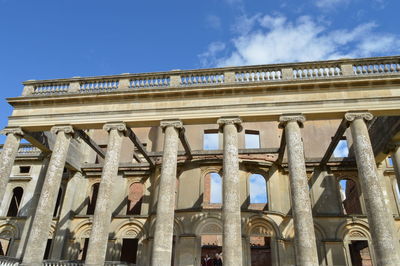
[
  {"xmin": 50, "ymin": 125, "xmax": 74, "ymax": 135},
  {"xmin": 160, "ymin": 119, "xmax": 183, "ymax": 132},
  {"xmin": 0, "ymin": 127, "xmax": 24, "ymax": 137},
  {"xmin": 217, "ymin": 116, "xmax": 243, "ymax": 132},
  {"xmin": 278, "ymin": 114, "xmax": 305, "ymax": 128},
  {"xmin": 103, "ymin": 122, "xmax": 127, "ymax": 134},
  {"xmin": 344, "ymin": 112, "xmax": 373, "ymax": 122}
]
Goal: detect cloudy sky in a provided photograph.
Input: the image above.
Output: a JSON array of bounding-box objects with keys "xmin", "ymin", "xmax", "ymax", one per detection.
[{"xmin": 0, "ymin": 0, "xmax": 399, "ymax": 141}]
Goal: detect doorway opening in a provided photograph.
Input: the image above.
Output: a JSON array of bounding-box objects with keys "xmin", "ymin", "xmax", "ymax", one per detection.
[
  {"xmin": 250, "ymin": 236, "xmax": 272, "ymax": 266},
  {"xmin": 120, "ymin": 238, "xmax": 138, "ymax": 264},
  {"xmin": 201, "ymin": 235, "xmax": 222, "ymax": 266},
  {"xmin": 349, "ymin": 240, "xmax": 372, "ymax": 266}
]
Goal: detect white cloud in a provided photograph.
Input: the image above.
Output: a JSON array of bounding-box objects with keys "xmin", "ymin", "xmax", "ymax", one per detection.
[
  {"xmin": 199, "ymin": 14, "xmax": 400, "ymax": 67},
  {"xmin": 206, "ymin": 15, "xmax": 222, "ymax": 30},
  {"xmin": 314, "ymin": 0, "xmax": 350, "ymax": 9}
]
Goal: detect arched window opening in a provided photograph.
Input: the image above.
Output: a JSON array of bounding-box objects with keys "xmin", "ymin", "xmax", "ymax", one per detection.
[
  {"xmin": 87, "ymin": 183, "xmax": 100, "ymax": 215},
  {"xmin": 339, "ymin": 179, "xmax": 362, "ymax": 215},
  {"xmin": 209, "ymin": 173, "xmax": 222, "ymax": 204},
  {"xmin": 53, "ymin": 188, "xmax": 63, "ymax": 217},
  {"xmin": 7, "ymin": 187, "xmax": 23, "ymax": 217},
  {"xmin": 249, "ymin": 174, "xmax": 268, "ymax": 205},
  {"xmin": 126, "ymin": 183, "xmax": 144, "ymax": 215}
]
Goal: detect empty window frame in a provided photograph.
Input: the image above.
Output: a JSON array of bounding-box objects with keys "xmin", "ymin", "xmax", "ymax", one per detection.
[
  {"xmin": 204, "ymin": 172, "xmax": 223, "ymax": 205},
  {"xmin": 126, "ymin": 183, "xmax": 144, "ymax": 215},
  {"xmin": 245, "ymin": 130, "xmax": 260, "ymax": 149},
  {"xmin": 339, "ymin": 179, "xmax": 362, "ymax": 215},
  {"xmin": 333, "ymin": 138, "xmax": 349, "ymax": 158},
  {"xmin": 203, "ymin": 130, "xmax": 219, "ymax": 150},
  {"xmin": 7, "ymin": 187, "xmax": 23, "ymax": 217},
  {"xmin": 86, "ymin": 183, "xmax": 100, "ymax": 215},
  {"xmin": 19, "ymin": 166, "xmax": 31, "ymax": 174},
  {"xmin": 249, "ymin": 174, "xmax": 268, "ymax": 204}
]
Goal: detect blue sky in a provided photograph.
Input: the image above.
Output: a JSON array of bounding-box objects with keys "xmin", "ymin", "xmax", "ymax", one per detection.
[{"xmin": 1, "ymin": 0, "xmax": 400, "ymax": 144}]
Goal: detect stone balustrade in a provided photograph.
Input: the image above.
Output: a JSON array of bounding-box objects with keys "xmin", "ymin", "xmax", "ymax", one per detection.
[
  {"xmin": 21, "ymin": 56, "xmax": 400, "ymax": 96},
  {"xmin": 0, "ymin": 256, "xmax": 20, "ymax": 266},
  {"xmin": 0, "ymin": 144, "xmax": 41, "ymax": 156}
]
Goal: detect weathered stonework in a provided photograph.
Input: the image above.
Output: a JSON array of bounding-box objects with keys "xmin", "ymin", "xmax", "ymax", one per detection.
[
  {"xmin": 85, "ymin": 122, "xmax": 126, "ymax": 266},
  {"xmin": 0, "ymin": 56, "xmax": 399, "ymax": 266}
]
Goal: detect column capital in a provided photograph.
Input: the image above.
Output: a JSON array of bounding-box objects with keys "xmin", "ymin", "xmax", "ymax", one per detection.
[
  {"xmin": 160, "ymin": 119, "xmax": 183, "ymax": 132},
  {"xmin": 344, "ymin": 112, "xmax": 373, "ymax": 122},
  {"xmin": 217, "ymin": 116, "xmax": 243, "ymax": 132},
  {"xmin": 50, "ymin": 125, "xmax": 74, "ymax": 135},
  {"xmin": 278, "ymin": 114, "xmax": 305, "ymax": 128},
  {"xmin": 103, "ymin": 122, "xmax": 127, "ymax": 134},
  {"xmin": 0, "ymin": 127, "xmax": 24, "ymax": 137}
]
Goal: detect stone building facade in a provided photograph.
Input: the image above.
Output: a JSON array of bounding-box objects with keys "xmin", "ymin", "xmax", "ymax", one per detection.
[{"xmin": 0, "ymin": 56, "xmax": 399, "ymax": 266}]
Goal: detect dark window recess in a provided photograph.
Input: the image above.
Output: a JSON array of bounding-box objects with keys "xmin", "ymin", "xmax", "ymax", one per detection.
[
  {"xmin": 87, "ymin": 183, "xmax": 100, "ymax": 215},
  {"xmin": 43, "ymin": 239, "xmax": 52, "ymax": 260},
  {"xmin": 349, "ymin": 240, "xmax": 372, "ymax": 266},
  {"xmin": 79, "ymin": 238, "xmax": 89, "ymax": 261},
  {"xmin": 19, "ymin": 166, "xmax": 30, "ymax": 174},
  {"xmin": 120, "ymin": 239, "xmax": 138, "ymax": 264},
  {"xmin": 126, "ymin": 183, "xmax": 144, "ymax": 215},
  {"xmin": 7, "ymin": 187, "xmax": 23, "ymax": 217},
  {"xmin": 53, "ymin": 188, "xmax": 63, "ymax": 217}
]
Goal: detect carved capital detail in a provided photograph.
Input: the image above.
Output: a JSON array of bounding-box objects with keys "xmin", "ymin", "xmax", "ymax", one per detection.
[
  {"xmin": 50, "ymin": 125, "xmax": 75, "ymax": 135},
  {"xmin": 278, "ymin": 114, "xmax": 306, "ymax": 128},
  {"xmin": 344, "ymin": 112, "xmax": 373, "ymax": 122},
  {"xmin": 217, "ymin": 116, "xmax": 243, "ymax": 132},
  {"xmin": 103, "ymin": 122, "xmax": 127, "ymax": 134},
  {"xmin": 0, "ymin": 127, "xmax": 24, "ymax": 137},
  {"xmin": 160, "ymin": 119, "xmax": 183, "ymax": 132}
]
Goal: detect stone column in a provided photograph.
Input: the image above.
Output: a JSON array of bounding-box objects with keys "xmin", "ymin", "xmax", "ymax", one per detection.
[
  {"xmin": 151, "ymin": 120, "xmax": 182, "ymax": 266},
  {"xmin": 217, "ymin": 117, "xmax": 243, "ymax": 266},
  {"xmin": 22, "ymin": 126, "xmax": 74, "ymax": 266},
  {"xmin": 278, "ymin": 115, "xmax": 318, "ymax": 266},
  {"xmin": 0, "ymin": 127, "xmax": 23, "ymax": 206},
  {"xmin": 85, "ymin": 122, "xmax": 127, "ymax": 266},
  {"xmin": 345, "ymin": 112, "xmax": 400, "ymax": 265},
  {"xmin": 392, "ymin": 146, "xmax": 400, "ymax": 187}
]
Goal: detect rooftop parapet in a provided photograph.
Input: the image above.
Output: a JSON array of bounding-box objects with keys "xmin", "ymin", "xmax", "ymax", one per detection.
[{"xmin": 21, "ymin": 56, "xmax": 400, "ymax": 96}]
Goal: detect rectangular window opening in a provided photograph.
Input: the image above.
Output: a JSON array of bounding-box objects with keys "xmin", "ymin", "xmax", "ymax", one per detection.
[
  {"xmin": 245, "ymin": 130, "xmax": 260, "ymax": 149},
  {"xmin": 19, "ymin": 166, "xmax": 30, "ymax": 174},
  {"xmin": 204, "ymin": 130, "xmax": 219, "ymax": 150},
  {"xmin": 333, "ymin": 138, "xmax": 349, "ymax": 158},
  {"xmin": 43, "ymin": 239, "xmax": 52, "ymax": 260},
  {"xmin": 120, "ymin": 239, "xmax": 138, "ymax": 263}
]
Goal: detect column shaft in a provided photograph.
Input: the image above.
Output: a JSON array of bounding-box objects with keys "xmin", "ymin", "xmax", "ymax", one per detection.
[
  {"xmin": 281, "ymin": 116, "xmax": 318, "ymax": 266},
  {"xmin": 347, "ymin": 114, "xmax": 400, "ymax": 265},
  {"xmin": 22, "ymin": 126, "xmax": 73, "ymax": 266},
  {"xmin": 151, "ymin": 121, "xmax": 181, "ymax": 266},
  {"xmin": 85, "ymin": 123, "xmax": 125, "ymax": 266},
  {"xmin": 0, "ymin": 128, "xmax": 23, "ymax": 206},
  {"xmin": 219, "ymin": 117, "xmax": 243, "ymax": 266}
]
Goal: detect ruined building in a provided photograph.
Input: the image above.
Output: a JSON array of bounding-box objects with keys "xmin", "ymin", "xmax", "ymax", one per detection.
[{"xmin": 0, "ymin": 56, "xmax": 399, "ymax": 266}]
